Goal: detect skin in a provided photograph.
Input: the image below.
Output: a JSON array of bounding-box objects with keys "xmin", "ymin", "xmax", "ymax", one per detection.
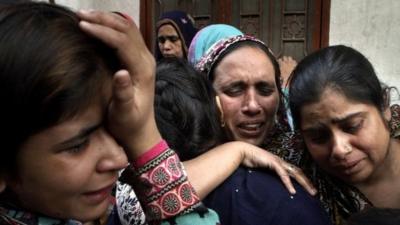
[
  {"xmin": 213, "ymin": 46, "xmax": 280, "ymax": 146},
  {"xmin": 1, "ymin": 10, "xmax": 159, "ymax": 222},
  {"xmin": 8, "ymin": 100, "xmax": 128, "ymax": 222},
  {"xmin": 157, "ymin": 24, "xmax": 184, "ymax": 59},
  {"xmin": 300, "ymin": 88, "xmax": 400, "ymax": 207}
]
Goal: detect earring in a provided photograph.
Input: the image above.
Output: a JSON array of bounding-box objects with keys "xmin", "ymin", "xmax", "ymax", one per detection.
[{"xmin": 215, "ymin": 96, "xmax": 225, "ymax": 127}]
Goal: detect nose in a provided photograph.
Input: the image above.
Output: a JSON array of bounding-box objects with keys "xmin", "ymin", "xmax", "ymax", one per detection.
[
  {"xmin": 96, "ymin": 128, "xmax": 128, "ymax": 173},
  {"xmin": 331, "ymin": 132, "xmax": 352, "ymax": 161},
  {"xmin": 242, "ymin": 89, "xmax": 261, "ymax": 116},
  {"xmin": 161, "ymin": 40, "xmax": 173, "ymax": 50}
]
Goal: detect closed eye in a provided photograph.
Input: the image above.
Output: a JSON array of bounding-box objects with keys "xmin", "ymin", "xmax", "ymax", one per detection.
[
  {"xmin": 222, "ymin": 82, "xmax": 245, "ymax": 97},
  {"xmin": 256, "ymin": 82, "xmax": 275, "ymax": 96},
  {"xmin": 342, "ymin": 119, "xmax": 363, "ymax": 134}
]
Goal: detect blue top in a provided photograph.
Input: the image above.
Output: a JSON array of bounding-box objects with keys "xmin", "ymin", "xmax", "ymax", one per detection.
[{"xmin": 204, "ymin": 167, "xmax": 332, "ymax": 225}]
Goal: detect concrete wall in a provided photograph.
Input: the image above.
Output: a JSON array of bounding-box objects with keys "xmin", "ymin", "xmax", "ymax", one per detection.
[
  {"xmin": 55, "ymin": 0, "xmax": 140, "ymax": 25},
  {"xmin": 330, "ymin": 0, "xmax": 400, "ymax": 103}
]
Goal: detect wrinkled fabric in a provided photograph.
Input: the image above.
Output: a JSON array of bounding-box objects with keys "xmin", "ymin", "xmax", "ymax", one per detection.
[
  {"xmin": 188, "ymin": 24, "xmax": 242, "ymax": 66},
  {"xmin": 204, "ymin": 167, "xmax": 332, "ymax": 225}
]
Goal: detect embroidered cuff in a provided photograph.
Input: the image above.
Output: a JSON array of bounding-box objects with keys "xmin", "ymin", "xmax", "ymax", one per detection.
[{"xmin": 131, "ymin": 141, "xmax": 200, "ymax": 221}]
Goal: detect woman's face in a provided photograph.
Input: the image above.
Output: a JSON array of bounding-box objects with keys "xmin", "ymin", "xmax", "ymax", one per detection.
[
  {"xmin": 213, "ymin": 46, "xmax": 280, "ymax": 146},
  {"xmin": 157, "ymin": 24, "xmax": 184, "ymax": 59},
  {"xmin": 300, "ymin": 88, "xmax": 392, "ymax": 185},
  {"xmin": 6, "ymin": 101, "xmax": 128, "ymax": 222}
]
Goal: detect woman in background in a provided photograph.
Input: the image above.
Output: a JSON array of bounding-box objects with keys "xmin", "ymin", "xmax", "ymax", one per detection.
[{"xmin": 155, "ymin": 10, "xmax": 198, "ymax": 60}]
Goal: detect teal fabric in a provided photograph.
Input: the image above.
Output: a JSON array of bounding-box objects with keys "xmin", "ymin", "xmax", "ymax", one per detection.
[
  {"xmin": 0, "ymin": 205, "xmax": 81, "ymax": 225},
  {"xmin": 161, "ymin": 208, "xmax": 220, "ymax": 225},
  {"xmin": 188, "ymin": 24, "xmax": 242, "ymax": 66}
]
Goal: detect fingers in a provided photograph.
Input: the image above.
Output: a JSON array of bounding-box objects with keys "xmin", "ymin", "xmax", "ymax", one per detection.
[
  {"xmin": 77, "ymin": 10, "xmax": 131, "ymax": 33},
  {"xmin": 284, "ymin": 163, "xmax": 317, "ymax": 196},
  {"xmin": 77, "ymin": 9, "xmax": 155, "ymax": 93},
  {"xmin": 270, "ymin": 161, "xmax": 296, "ymax": 195},
  {"xmin": 112, "ymin": 70, "xmax": 134, "ymax": 106}
]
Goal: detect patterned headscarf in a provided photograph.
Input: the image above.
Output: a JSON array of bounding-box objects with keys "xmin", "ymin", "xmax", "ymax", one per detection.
[
  {"xmin": 188, "ymin": 24, "xmax": 243, "ymax": 66},
  {"xmin": 194, "ymin": 35, "xmax": 276, "ymax": 80}
]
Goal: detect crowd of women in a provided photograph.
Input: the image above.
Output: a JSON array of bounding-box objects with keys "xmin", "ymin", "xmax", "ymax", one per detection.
[{"xmin": 0, "ymin": 1, "xmax": 399, "ymax": 225}]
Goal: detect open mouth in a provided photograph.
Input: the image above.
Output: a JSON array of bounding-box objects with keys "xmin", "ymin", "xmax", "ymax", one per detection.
[{"xmin": 237, "ymin": 122, "xmax": 265, "ymax": 136}]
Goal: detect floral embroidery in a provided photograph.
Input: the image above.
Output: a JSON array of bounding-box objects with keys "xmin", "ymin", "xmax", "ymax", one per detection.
[
  {"xmin": 179, "ymin": 183, "xmax": 193, "ymax": 204},
  {"xmin": 151, "ymin": 167, "xmax": 171, "ymax": 186},
  {"xmin": 161, "ymin": 193, "xmax": 181, "ymax": 214}
]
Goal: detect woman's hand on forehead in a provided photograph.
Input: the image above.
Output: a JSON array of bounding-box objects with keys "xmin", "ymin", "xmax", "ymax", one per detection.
[{"xmin": 77, "ymin": 10, "xmax": 161, "ymax": 159}]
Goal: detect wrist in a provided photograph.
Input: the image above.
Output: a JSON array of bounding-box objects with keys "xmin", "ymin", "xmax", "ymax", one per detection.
[{"xmin": 124, "ymin": 118, "xmax": 162, "ymax": 160}]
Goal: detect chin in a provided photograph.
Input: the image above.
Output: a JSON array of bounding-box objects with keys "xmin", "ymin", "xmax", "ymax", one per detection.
[
  {"xmin": 240, "ymin": 137, "xmax": 264, "ymax": 146},
  {"xmin": 72, "ymin": 203, "xmax": 109, "ymax": 222}
]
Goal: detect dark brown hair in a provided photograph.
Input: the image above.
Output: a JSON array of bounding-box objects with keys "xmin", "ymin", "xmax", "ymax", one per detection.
[{"xmin": 0, "ymin": 2, "xmax": 119, "ymax": 174}]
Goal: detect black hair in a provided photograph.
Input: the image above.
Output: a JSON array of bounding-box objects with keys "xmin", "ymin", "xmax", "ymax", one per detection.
[
  {"xmin": 155, "ymin": 58, "xmax": 223, "ymax": 160},
  {"xmin": 289, "ymin": 45, "xmax": 391, "ymax": 129},
  {"xmin": 0, "ymin": 2, "xmax": 119, "ymax": 174}
]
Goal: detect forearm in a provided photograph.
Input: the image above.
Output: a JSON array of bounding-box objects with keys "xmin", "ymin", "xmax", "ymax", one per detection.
[
  {"xmin": 127, "ymin": 140, "xmax": 201, "ymax": 221},
  {"xmin": 184, "ymin": 141, "xmax": 246, "ymax": 199}
]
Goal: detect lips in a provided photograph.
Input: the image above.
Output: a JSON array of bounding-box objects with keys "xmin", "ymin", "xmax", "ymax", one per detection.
[
  {"xmin": 83, "ymin": 183, "xmax": 115, "ymax": 204},
  {"xmin": 336, "ymin": 158, "xmax": 365, "ymax": 175},
  {"xmin": 237, "ymin": 121, "xmax": 265, "ymax": 136}
]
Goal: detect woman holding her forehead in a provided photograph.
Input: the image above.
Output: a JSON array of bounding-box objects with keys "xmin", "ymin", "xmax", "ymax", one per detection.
[
  {"xmin": 288, "ymin": 45, "xmax": 400, "ymax": 222},
  {"xmin": 0, "ymin": 2, "xmax": 316, "ymax": 225},
  {"xmin": 0, "ymin": 2, "xmax": 220, "ymax": 225}
]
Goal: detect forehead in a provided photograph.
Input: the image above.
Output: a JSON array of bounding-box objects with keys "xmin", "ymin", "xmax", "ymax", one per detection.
[
  {"xmin": 158, "ymin": 24, "xmax": 178, "ymax": 36},
  {"xmin": 300, "ymin": 88, "xmax": 368, "ymax": 126},
  {"xmin": 213, "ymin": 46, "xmax": 275, "ymax": 85}
]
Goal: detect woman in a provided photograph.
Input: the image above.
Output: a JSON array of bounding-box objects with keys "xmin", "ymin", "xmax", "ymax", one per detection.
[
  {"xmin": 155, "ymin": 10, "xmax": 198, "ymax": 60},
  {"xmin": 288, "ymin": 45, "xmax": 400, "ymax": 223},
  {"xmin": 116, "ymin": 58, "xmax": 319, "ymax": 225},
  {"xmin": 0, "ymin": 2, "xmax": 217, "ymax": 224},
  {"xmin": 149, "ymin": 58, "xmax": 331, "ymax": 225},
  {"xmin": 190, "ymin": 25, "xmax": 367, "ymax": 224}
]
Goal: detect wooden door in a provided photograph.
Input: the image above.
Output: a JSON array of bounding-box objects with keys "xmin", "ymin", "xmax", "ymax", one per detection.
[{"xmin": 140, "ymin": 0, "xmax": 330, "ymax": 61}]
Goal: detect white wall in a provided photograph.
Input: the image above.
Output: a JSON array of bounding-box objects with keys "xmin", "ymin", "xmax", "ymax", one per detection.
[
  {"xmin": 55, "ymin": 0, "xmax": 140, "ymax": 25},
  {"xmin": 330, "ymin": 0, "xmax": 400, "ymax": 102}
]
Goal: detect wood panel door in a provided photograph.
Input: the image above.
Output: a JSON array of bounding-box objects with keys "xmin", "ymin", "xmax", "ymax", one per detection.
[{"xmin": 140, "ymin": 0, "xmax": 330, "ymax": 61}]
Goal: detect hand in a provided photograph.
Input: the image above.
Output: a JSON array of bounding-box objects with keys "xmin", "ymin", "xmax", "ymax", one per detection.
[
  {"xmin": 278, "ymin": 56, "xmax": 297, "ymax": 88},
  {"xmin": 239, "ymin": 142, "xmax": 317, "ymax": 196},
  {"xmin": 77, "ymin": 10, "xmax": 161, "ymax": 159}
]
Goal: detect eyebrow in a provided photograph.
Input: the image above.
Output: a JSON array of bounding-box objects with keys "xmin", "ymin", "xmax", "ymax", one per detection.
[
  {"xmin": 256, "ymin": 81, "xmax": 275, "ymax": 88},
  {"xmin": 331, "ymin": 112, "xmax": 365, "ymax": 124},
  {"xmin": 301, "ymin": 111, "xmax": 365, "ymax": 132},
  {"xmin": 57, "ymin": 123, "xmax": 102, "ymax": 147}
]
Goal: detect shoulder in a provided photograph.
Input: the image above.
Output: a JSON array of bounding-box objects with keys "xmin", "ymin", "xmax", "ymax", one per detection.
[{"xmin": 204, "ymin": 167, "xmax": 331, "ymax": 225}]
